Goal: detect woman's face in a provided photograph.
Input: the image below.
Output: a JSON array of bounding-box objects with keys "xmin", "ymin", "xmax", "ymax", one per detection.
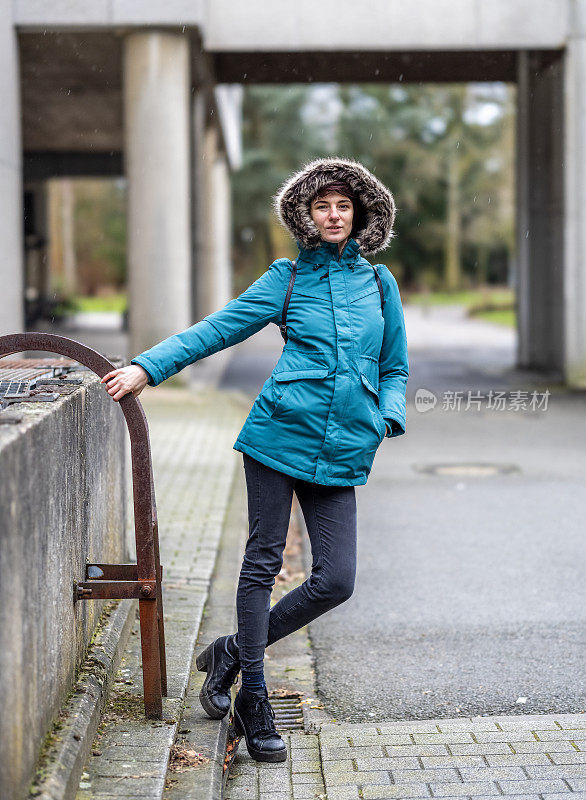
[{"xmin": 310, "ymin": 191, "xmax": 354, "ymax": 247}]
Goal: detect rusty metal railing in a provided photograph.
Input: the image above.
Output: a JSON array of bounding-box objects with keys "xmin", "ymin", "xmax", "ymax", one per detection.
[{"xmin": 0, "ymin": 333, "xmax": 167, "ymax": 719}]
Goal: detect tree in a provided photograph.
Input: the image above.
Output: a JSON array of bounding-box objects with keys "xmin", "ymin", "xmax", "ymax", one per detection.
[{"xmin": 233, "ymin": 81, "xmax": 515, "ymax": 292}]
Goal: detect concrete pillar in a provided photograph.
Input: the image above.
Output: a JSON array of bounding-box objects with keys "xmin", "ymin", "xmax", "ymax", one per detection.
[
  {"xmin": 123, "ymin": 31, "xmax": 192, "ymax": 357},
  {"xmin": 563, "ymin": 2, "xmax": 586, "ymax": 388},
  {"xmin": 194, "ymin": 117, "xmax": 233, "ymax": 319},
  {"xmin": 211, "ymin": 150, "xmax": 233, "ymax": 310},
  {"xmin": 515, "ymin": 50, "xmax": 565, "ymax": 380},
  {"xmin": 0, "ymin": 4, "xmax": 24, "ymax": 335},
  {"xmin": 191, "ymin": 88, "xmax": 208, "ymax": 320},
  {"xmin": 196, "ymin": 123, "xmax": 232, "ymax": 317},
  {"xmin": 190, "ymin": 93, "xmax": 234, "ymax": 387},
  {"xmin": 197, "ymin": 120, "xmax": 220, "ymax": 318}
]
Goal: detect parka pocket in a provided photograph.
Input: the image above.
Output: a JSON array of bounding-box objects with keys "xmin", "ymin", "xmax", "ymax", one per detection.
[
  {"xmin": 269, "ymin": 347, "xmax": 332, "ymax": 419},
  {"xmin": 350, "ymin": 286, "xmax": 379, "ymax": 303},
  {"xmin": 271, "ymin": 366, "xmax": 329, "ymax": 418},
  {"xmin": 292, "ymin": 280, "xmax": 332, "ymax": 303},
  {"xmin": 359, "ymin": 355, "xmax": 379, "ymax": 394},
  {"xmin": 273, "ymin": 366, "xmax": 329, "ymax": 382},
  {"xmin": 359, "ymin": 356, "xmax": 386, "ymax": 441},
  {"xmin": 273, "ymin": 346, "xmax": 332, "ymax": 379}
]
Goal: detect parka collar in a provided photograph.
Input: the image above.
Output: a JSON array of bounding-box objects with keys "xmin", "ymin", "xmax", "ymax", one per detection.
[{"xmin": 295, "ymin": 236, "xmax": 360, "ymax": 267}]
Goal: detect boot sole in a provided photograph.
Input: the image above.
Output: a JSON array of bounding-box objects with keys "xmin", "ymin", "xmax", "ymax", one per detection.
[
  {"xmin": 196, "ymin": 642, "xmax": 230, "ymax": 720},
  {"xmin": 233, "ymin": 706, "xmax": 288, "ymax": 763}
]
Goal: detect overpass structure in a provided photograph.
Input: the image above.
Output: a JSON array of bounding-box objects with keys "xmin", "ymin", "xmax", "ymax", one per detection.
[{"xmin": 1, "ymin": 0, "xmax": 584, "ymax": 385}]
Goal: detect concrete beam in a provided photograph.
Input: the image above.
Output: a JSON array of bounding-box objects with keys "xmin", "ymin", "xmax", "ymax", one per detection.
[
  {"xmin": 213, "ymin": 48, "xmax": 520, "ymax": 85},
  {"xmin": 23, "ymin": 152, "xmax": 123, "ymax": 181},
  {"xmin": 204, "ymin": 0, "xmax": 569, "ymax": 52},
  {"xmin": 14, "ymin": 1, "xmax": 571, "ymax": 50},
  {"xmin": 14, "ymin": 0, "xmax": 205, "ymax": 27}
]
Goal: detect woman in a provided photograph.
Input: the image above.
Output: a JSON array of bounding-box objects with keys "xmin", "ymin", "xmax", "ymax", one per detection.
[{"xmin": 101, "ymin": 157, "xmax": 409, "ymax": 763}]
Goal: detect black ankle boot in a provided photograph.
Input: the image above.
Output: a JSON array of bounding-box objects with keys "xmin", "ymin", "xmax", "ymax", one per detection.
[
  {"xmin": 232, "ymin": 685, "xmax": 287, "ymax": 763},
  {"xmin": 195, "ymin": 634, "xmax": 240, "ymax": 719}
]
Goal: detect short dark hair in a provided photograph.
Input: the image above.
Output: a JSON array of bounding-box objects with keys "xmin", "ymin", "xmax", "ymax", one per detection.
[{"xmin": 312, "ymin": 181, "xmax": 357, "ymax": 204}]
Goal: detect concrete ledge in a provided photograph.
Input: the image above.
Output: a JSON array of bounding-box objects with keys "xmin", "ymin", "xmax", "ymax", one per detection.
[{"xmin": 0, "ymin": 367, "xmax": 127, "ymax": 800}]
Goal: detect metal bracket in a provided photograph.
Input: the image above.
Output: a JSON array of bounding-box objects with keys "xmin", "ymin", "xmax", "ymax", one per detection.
[{"xmin": 74, "ymin": 579, "xmax": 157, "ymax": 601}]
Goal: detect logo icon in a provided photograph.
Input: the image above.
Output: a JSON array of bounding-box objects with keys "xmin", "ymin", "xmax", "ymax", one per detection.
[{"xmin": 415, "ymin": 388, "xmax": 437, "ymax": 413}]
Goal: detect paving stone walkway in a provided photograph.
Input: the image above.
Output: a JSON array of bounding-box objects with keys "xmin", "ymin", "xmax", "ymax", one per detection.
[{"xmin": 225, "ymin": 714, "xmax": 586, "ymax": 800}]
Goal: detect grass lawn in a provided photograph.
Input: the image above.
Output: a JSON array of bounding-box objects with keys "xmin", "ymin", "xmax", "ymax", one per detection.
[
  {"xmin": 405, "ymin": 287, "xmax": 516, "ymax": 328},
  {"xmin": 73, "ymin": 293, "xmax": 127, "ymax": 313},
  {"xmin": 69, "ymin": 287, "xmax": 515, "ymax": 327}
]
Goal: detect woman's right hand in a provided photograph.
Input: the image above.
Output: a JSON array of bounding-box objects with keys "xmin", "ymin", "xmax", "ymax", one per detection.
[{"xmin": 101, "ymin": 364, "xmax": 150, "ymax": 402}]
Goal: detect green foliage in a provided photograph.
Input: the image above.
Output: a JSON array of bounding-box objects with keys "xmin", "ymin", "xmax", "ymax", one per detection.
[
  {"xmin": 74, "ymin": 179, "xmax": 127, "ymax": 294},
  {"xmin": 232, "ymin": 86, "xmax": 328, "ymax": 291},
  {"xmin": 233, "ymin": 82, "xmax": 515, "ymax": 292},
  {"xmin": 406, "ymin": 285, "xmax": 516, "ymax": 328}
]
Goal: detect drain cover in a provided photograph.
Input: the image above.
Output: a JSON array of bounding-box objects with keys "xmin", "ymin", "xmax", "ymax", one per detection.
[
  {"xmin": 268, "ymin": 692, "xmax": 305, "ymax": 731},
  {"xmin": 414, "ymin": 462, "xmax": 520, "ymax": 477}
]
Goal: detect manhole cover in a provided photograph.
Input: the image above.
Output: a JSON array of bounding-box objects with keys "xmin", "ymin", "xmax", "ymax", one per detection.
[{"xmin": 414, "ymin": 462, "xmax": 520, "ymax": 477}]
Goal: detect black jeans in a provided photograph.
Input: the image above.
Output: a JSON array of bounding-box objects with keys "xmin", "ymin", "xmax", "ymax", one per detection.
[{"xmin": 236, "ymin": 452, "xmax": 357, "ymax": 673}]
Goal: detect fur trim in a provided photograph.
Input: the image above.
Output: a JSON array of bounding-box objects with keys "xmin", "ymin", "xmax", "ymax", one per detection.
[{"xmin": 273, "ymin": 157, "xmax": 396, "ymax": 256}]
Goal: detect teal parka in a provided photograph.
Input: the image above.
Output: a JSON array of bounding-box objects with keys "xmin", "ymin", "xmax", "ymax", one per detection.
[{"xmin": 131, "ymin": 158, "xmax": 409, "ymax": 486}]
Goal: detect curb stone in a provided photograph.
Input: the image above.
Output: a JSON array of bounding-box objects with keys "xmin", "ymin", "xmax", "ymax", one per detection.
[
  {"xmin": 296, "ymin": 498, "xmax": 337, "ymax": 736},
  {"xmin": 30, "ymin": 598, "xmax": 136, "ymax": 800}
]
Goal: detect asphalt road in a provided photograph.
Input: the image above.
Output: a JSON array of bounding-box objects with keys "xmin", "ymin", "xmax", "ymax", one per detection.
[{"xmin": 220, "ymin": 306, "xmax": 586, "ymax": 722}]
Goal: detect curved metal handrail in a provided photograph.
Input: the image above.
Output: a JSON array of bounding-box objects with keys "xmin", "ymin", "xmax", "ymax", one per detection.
[{"xmin": 0, "ymin": 332, "xmax": 166, "ymax": 718}]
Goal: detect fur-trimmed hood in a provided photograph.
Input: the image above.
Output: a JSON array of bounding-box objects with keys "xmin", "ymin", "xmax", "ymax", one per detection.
[{"xmin": 273, "ymin": 157, "xmax": 396, "ymax": 256}]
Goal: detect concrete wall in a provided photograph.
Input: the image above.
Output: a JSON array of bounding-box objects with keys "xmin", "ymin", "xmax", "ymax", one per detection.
[{"xmin": 0, "ymin": 372, "xmax": 127, "ymax": 800}]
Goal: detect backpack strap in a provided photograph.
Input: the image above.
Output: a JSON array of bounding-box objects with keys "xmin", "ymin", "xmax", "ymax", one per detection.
[
  {"xmin": 279, "ymin": 260, "xmax": 297, "ymax": 343},
  {"xmin": 372, "ymin": 265, "xmax": 385, "ymax": 313}
]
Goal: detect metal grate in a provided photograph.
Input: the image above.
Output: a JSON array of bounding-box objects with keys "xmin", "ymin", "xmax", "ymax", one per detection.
[
  {"xmin": 0, "ymin": 380, "xmax": 34, "ymax": 398},
  {"xmin": 0, "ymin": 360, "xmax": 83, "ymax": 407},
  {"xmin": 0, "ymin": 357, "xmax": 77, "ymax": 370},
  {"xmin": 0, "ymin": 367, "xmax": 54, "ymax": 381},
  {"xmin": 269, "ymin": 691, "xmax": 305, "ymax": 731}
]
